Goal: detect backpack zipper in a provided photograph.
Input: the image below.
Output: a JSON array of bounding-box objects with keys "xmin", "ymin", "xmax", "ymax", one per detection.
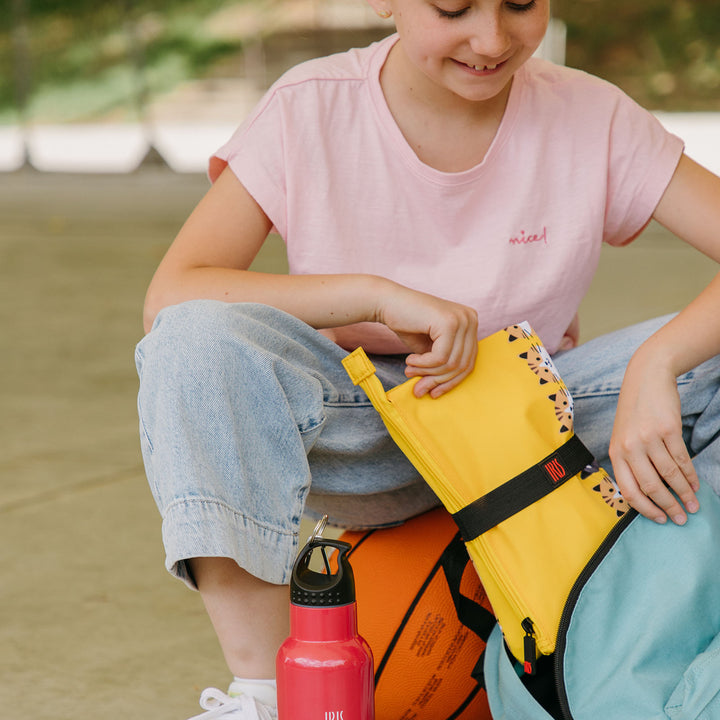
[{"xmin": 553, "ymin": 509, "xmax": 638, "ymax": 720}]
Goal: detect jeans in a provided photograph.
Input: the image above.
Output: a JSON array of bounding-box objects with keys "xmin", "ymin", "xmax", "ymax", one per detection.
[{"xmin": 135, "ymin": 301, "xmax": 720, "ymax": 588}]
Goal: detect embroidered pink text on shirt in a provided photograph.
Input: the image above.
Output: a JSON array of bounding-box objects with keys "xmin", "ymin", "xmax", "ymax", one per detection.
[{"xmin": 509, "ymin": 227, "xmax": 547, "ymax": 246}]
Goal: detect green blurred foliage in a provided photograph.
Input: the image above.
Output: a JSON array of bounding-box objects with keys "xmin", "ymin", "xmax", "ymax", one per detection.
[
  {"xmin": 1, "ymin": 0, "xmax": 718, "ymax": 123},
  {"xmin": 554, "ymin": 0, "xmax": 720, "ymax": 109},
  {"xmin": 1, "ymin": 0, "xmax": 248, "ymax": 122}
]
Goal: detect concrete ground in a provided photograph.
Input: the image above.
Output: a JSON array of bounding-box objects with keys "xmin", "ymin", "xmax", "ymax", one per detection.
[{"xmin": 1, "ymin": 167, "xmax": 717, "ymax": 720}]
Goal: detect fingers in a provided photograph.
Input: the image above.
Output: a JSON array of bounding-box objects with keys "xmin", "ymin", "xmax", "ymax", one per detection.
[
  {"xmin": 611, "ymin": 433, "xmax": 700, "ymax": 525},
  {"xmin": 405, "ymin": 317, "xmax": 478, "ymax": 398},
  {"xmin": 375, "ymin": 283, "xmax": 479, "ymax": 396},
  {"xmin": 407, "ymin": 337, "xmax": 478, "ymax": 397}
]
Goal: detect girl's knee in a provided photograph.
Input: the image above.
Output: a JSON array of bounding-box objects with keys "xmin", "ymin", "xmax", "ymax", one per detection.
[
  {"xmin": 141, "ymin": 300, "xmax": 273, "ymax": 367},
  {"xmin": 152, "ymin": 298, "xmax": 239, "ymax": 337}
]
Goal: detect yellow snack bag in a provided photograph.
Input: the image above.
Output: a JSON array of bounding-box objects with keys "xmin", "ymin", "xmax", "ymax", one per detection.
[{"xmin": 342, "ymin": 322, "xmax": 628, "ymax": 671}]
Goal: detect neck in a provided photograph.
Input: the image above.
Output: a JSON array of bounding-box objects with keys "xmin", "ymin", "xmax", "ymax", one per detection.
[
  {"xmin": 382, "ymin": 40, "xmax": 514, "ymax": 123},
  {"xmin": 378, "ymin": 40, "xmax": 517, "ymax": 172}
]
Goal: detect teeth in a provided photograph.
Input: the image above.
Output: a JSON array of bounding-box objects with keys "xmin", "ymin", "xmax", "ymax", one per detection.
[{"xmin": 471, "ymin": 63, "xmax": 498, "ymax": 71}]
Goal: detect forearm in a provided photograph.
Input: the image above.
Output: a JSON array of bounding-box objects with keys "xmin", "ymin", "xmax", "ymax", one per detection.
[
  {"xmin": 610, "ymin": 270, "xmax": 720, "ymax": 524},
  {"xmin": 646, "ymin": 154, "xmax": 720, "ymax": 376},
  {"xmin": 143, "ymin": 262, "xmax": 479, "ymax": 396},
  {"xmin": 143, "ymin": 267, "xmax": 387, "ymax": 334},
  {"xmin": 629, "ymin": 271, "xmax": 720, "ymax": 379}
]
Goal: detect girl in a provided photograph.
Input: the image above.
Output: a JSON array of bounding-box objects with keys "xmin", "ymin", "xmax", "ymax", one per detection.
[{"xmin": 135, "ymin": 1, "xmax": 720, "ymax": 717}]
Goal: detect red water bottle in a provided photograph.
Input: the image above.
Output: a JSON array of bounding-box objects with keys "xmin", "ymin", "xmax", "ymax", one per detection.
[{"xmin": 276, "ymin": 517, "xmax": 374, "ymax": 720}]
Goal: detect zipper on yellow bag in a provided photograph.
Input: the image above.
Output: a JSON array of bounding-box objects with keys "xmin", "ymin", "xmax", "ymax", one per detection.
[
  {"xmin": 522, "ymin": 618, "xmax": 538, "ymax": 675},
  {"xmin": 472, "ymin": 532, "xmax": 554, "ymax": 664}
]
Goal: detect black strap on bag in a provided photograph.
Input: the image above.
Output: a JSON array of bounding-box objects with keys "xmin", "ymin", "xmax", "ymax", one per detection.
[
  {"xmin": 439, "ymin": 532, "xmax": 497, "ymax": 688},
  {"xmin": 452, "ymin": 434, "xmax": 594, "ymax": 540}
]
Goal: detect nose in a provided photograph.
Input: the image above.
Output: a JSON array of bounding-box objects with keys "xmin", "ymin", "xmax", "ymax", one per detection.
[{"xmin": 468, "ymin": 11, "xmax": 512, "ymax": 59}]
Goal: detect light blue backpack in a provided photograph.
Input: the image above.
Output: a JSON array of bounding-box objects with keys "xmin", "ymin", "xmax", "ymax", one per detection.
[{"xmin": 483, "ymin": 480, "xmax": 720, "ymax": 720}]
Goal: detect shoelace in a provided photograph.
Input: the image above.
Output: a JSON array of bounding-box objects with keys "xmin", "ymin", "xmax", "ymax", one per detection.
[{"xmin": 188, "ymin": 688, "xmax": 277, "ymax": 720}]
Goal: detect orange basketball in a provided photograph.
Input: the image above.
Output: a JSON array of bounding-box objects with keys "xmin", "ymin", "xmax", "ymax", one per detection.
[{"xmin": 339, "ymin": 508, "xmax": 495, "ymax": 720}]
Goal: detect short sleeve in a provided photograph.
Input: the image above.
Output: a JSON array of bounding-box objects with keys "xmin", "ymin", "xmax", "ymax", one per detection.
[
  {"xmin": 208, "ymin": 91, "xmax": 289, "ymax": 238},
  {"xmin": 603, "ymin": 90, "xmax": 684, "ymax": 246}
]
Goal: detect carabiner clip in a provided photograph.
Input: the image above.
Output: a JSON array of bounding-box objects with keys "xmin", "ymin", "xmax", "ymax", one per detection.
[{"xmin": 308, "ymin": 514, "xmax": 329, "ymax": 544}]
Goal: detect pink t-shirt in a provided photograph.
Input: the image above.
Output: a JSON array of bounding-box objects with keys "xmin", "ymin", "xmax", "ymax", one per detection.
[{"xmin": 210, "ymin": 34, "xmax": 683, "ymax": 355}]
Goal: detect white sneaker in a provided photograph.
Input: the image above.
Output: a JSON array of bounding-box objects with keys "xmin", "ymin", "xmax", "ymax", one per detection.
[{"xmin": 187, "ymin": 688, "xmax": 277, "ymax": 719}]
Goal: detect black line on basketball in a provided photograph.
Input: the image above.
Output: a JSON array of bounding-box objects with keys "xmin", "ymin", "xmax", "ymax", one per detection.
[
  {"xmin": 346, "ymin": 529, "xmax": 375, "ymax": 559},
  {"xmin": 373, "ymin": 550, "xmax": 445, "ymax": 686}
]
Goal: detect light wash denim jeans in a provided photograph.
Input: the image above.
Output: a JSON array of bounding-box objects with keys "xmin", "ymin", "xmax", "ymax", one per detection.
[{"xmin": 135, "ymin": 301, "xmax": 720, "ymax": 589}]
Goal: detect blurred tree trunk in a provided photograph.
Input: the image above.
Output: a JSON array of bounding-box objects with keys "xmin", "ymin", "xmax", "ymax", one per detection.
[{"xmin": 11, "ymin": 0, "xmax": 32, "ymax": 164}]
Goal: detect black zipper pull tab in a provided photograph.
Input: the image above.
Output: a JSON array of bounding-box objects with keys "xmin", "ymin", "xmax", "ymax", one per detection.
[{"xmin": 522, "ymin": 617, "xmax": 537, "ymax": 675}]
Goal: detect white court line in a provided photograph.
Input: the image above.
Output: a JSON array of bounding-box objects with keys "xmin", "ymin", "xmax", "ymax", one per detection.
[{"xmin": 1, "ymin": 114, "xmax": 718, "ymax": 175}]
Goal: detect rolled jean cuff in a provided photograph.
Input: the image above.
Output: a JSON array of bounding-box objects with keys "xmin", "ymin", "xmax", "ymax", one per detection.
[{"xmin": 162, "ymin": 497, "xmax": 299, "ymax": 590}]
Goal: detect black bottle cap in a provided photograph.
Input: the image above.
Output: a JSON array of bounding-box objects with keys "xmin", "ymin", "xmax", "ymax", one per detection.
[{"xmin": 290, "ymin": 538, "xmax": 355, "ymax": 607}]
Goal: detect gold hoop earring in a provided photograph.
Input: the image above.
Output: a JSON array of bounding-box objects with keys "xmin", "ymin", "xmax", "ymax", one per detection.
[{"xmin": 377, "ymin": 9, "xmax": 392, "ymax": 19}]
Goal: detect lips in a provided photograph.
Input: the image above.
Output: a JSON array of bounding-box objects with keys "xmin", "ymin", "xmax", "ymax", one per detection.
[{"xmin": 461, "ymin": 59, "xmax": 506, "ymax": 73}]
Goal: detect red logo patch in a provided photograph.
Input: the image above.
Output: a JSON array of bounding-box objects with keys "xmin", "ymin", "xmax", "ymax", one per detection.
[{"xmin": 544, "ymin": 457, "xmax": 566, "ymax": 484}]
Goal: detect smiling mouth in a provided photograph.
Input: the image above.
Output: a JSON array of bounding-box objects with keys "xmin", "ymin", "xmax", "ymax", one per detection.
[{"xmin": 462, "ymin": 60, "xmax": 505, "ymax": 72}]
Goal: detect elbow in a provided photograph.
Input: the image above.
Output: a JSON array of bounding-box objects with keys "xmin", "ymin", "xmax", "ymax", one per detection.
[
  {"xmin": 143, "ymin": 306, "xmax": 157, "ymax": 335},
  {"xmin": 142, "ymin": 284, "xmax": 168, "ymax": 334},
  {"xmin": 143, "ymin": 264, "xmax": 204, "ymax": 333},
  {"xmin": 143, "ymin": 297, "xmax": 159, "ymax": 335}
]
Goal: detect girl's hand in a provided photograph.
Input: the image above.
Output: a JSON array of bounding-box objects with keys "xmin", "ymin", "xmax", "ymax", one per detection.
[
  {"xmin": 609, "ymin": 350, "xmax": 700, "ymax": 525},
  {"xmin": 374, "ymin": 283, "xmax": 479, "ymax": 398}
]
